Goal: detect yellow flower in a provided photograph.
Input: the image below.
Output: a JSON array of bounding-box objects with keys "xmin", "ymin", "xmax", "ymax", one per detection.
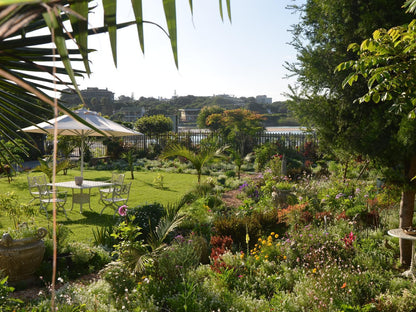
[
  {"xmin": 240, "ymin": 253, "xmax": 244, "ymax": 259},
  {"xmin": 312, "ymin": 268, "xmax": 317, "ymax": 274},
  {"xmin": 255, "ymin": 256, "xmax": 259, "ymax": 260},
  {"xmin": 258, "ymin": 238, "xmax": 262, "ymax": 242},
  {"xmin": 275, "ymin": 234, "xmax": 279, "ymax": 238},
  {"xmin": 283, "ymin": 255, "xmax": 287, "ymax": 260},
  {"xmin": 271, "ymin": 232, "xmax": 275, "ymax": 236},
  {"xmin": 267, "ymin": 242, "xmax": 272, "ymax": 246},
  {"xmin": 264, "ymin": 255, "xmax": 269, "ymax": 259},
  {"xmin": 268, "ymin": 235, "xmax": 272, "ymax": 241},
  {"xmin": 262, "ymin": 240, "xmax": 266, "ymax": 245}
]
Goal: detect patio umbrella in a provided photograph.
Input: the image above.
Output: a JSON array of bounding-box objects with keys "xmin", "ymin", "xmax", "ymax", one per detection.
[{"xmin": 22, "ymin": 108, "xmax": 141, "ymax": 176}]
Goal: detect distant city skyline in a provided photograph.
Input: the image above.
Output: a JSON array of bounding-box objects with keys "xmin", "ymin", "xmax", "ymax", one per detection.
[{"xmin": 77, "ymin": 0, "xmax": 303, "ymax": 102}]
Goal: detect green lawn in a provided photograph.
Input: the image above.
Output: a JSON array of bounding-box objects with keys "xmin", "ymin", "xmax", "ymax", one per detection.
[{"xmin": 0, "ymin": 169, "xmax": 198, "ymax": 243}]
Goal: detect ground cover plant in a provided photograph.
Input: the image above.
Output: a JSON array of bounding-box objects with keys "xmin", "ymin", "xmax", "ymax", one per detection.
[{"xmin": 2, "ymin": 152, "xmax": 415, "ymax": 311}]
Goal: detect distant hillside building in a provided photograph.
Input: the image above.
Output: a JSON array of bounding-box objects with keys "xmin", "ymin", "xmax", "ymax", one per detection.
[
  {"xmin": 256, "ymin": 95, "xmax": 272, "ymax": 105},
  {"xmin": 60, "ymin": 87, "xmax": 115, "ymax": 115},
  {"xmin": 178, "ymin": 108, "xmax": 201, "ymax": 126},
  {"xmin": 115, "ymin": 106, "xmax": 146, "ymax": 122}
]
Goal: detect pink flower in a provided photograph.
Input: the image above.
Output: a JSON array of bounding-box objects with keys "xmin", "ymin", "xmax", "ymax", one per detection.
[{"xmin": 118, "ymin": 205, "xmax": 128, "ymax": 216}]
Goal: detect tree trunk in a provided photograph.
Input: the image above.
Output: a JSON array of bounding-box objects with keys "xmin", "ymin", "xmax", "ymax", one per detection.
[
  {"xmin": 399, "ymin": 156, "xmax": 416, "ymax": 267},
  {"xmin": 399, "ymin": 189, "xmax": 415, "ymax": 266}
]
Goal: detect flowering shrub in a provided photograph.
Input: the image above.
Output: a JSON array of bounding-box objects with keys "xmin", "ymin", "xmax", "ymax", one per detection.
[
  {"xmin": 342, "ymin": 231, "xmax": 356, "ymax": 249},
  {"xmin": 210, "ymin": 235, "xmax": 233, "ymax": 272},
  {"xmin": 250, "ymin": 232, "xmax": 285, "ymax": 263},
  {"xmin": 238, "ymin": 180, "xmax": 261, "ymax": 202},
  {"xmin": 277, "ymin": 203, "xmax": 309, "ymax": 225},
  {"xmin": 118, "ymin": 205, "xmax": 128, "ymax": 216},
  {"xmin": 281, "ymin": 225, "xmax": 355, "ymax": 271}
]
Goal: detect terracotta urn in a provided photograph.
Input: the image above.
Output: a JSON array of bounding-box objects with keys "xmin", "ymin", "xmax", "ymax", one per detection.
[{"xmin": 0, "ymin": 227, "xmax": 47, "ymax": 282}]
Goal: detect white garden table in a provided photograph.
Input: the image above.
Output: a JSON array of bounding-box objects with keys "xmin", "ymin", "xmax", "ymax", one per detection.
[{"xmin": 49, "ymin": 180, "xmax": 113, "ymax": 213}]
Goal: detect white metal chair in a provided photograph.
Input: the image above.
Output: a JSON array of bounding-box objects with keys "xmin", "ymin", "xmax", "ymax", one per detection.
[
  {"xmin": 99, "ymin": 173, "xmax": 125, "ymax": 195},
  {"xmin": 37, "ymin": 183, "xmax": 68, "ymax": 218},
  {"xmin": 27, "ymin": 175, "xmax": 48, "ymax": 204},
  {"xmin": 99, "ymin": 182, "xmax": 131, "ymax": 215}
]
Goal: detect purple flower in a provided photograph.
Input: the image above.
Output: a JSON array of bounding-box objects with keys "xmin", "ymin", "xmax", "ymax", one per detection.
[
  {"xmin": 175, "ymin": 234, "xmax": 185, "ymax": 242},
  {"xmin": 335, "ymin": 193, "xmax": 344, "ymax": 199},
  {"xmin": 118, "ymin": 205, "xmax": 128, "ymax": 216}
]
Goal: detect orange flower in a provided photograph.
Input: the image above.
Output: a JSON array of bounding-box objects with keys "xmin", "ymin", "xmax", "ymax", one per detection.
[{"xmin": 341, "ymin": 282, "xmax": 347, "ymax": 289}]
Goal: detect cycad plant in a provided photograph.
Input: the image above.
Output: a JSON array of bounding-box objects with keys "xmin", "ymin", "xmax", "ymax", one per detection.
[
  {"xmin": 33, "ymin": 156, "xmax": 71, "ymax": 183},
  {"xmin": 161, "ymin": 144, "xmax": 227, "ymax": 184}
]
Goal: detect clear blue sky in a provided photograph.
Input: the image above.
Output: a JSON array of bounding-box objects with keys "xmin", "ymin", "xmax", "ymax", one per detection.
[{"xmin": 79, "ymin": 0, "xmax": 303, "ymax": 102}]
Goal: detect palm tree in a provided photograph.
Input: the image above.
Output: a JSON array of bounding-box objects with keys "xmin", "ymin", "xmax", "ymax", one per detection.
[{"xmin": 161, "ymin": 144, "xmax": 227, "ymax": 184}]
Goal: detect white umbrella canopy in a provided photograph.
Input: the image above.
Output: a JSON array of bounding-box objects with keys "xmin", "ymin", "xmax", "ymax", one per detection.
[{"xmin": 22, "ymin": 108, "xmax": 142, "ymax": 176}]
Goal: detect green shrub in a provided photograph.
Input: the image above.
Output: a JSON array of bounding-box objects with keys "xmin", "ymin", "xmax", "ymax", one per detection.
[
  {"xmin": 101, "ymin": 261, "xmax": 138, "ymax": 297},
  {"xmin": 213, "ymin": 210, "xmax": 286, "ymax": 249},
  {"xmin": 122, "ymin": 203, "xmax": 166, "ymax": 239},
  {"xmin": 225, "ymin": 170, "xmax": 236, "ymax": 178},
  {"xmin": 217, "ymin": 175, "xmax": 227, "ymax": 185},
  {"xmin": 63, "ymin": 242, "xmax": 111, "ymax": 278},
  {"xmin": 0, "ymin": 277, "xmax": 23, "ymax": 311},
  {"xmin": 92, "ymin": 225, "xmax": 116, "ymax": 252}
]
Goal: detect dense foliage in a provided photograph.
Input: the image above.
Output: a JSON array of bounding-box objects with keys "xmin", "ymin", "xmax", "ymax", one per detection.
[
  {"xmin": 3, "ymin": 154, "xmax": 414, "ymax": 311},
  {"xmin": 134, "ymin": 114, "xmax": 173, "ymax": 137},
  {"xmin": 287, "ymin": 0, "xmax": 416, "ymax": 265}
]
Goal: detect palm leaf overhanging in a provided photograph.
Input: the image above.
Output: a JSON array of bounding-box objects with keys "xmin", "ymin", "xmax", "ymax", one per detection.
[{"xmin": 0, "ymin": 0, "xmax": 232, "ymax": 162}]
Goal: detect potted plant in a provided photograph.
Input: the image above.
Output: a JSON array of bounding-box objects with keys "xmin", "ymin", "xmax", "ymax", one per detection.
[
  {"xmin": 0, "ymin": 226, "xmax": 47, "ymax": 284},
  {"xmin": 0, "ymin": 193, "xmax": 47, "ymax": 285}
]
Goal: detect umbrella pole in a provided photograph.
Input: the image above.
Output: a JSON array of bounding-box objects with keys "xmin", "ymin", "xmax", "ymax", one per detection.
[{"xmin": 80, "ymin": 138, "xmax": 84, "ymax": 177}]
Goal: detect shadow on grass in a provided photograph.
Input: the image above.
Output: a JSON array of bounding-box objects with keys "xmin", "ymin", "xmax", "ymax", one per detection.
[
  {"xmin": 141, "ymin": 180, "xmax": 176, "ymax": 192},
  {"xmin": 58, "ymin": 211, "xmax": 117, "ymax": 227},
  {"xmin": 8, "ymin": 180, "xmax": 30, "ymax": 192}
]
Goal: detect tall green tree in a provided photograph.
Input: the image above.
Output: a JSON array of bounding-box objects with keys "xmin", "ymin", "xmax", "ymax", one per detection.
[
  {"xmin": 337, "ymin": 20, "xmax": 416, "ymax": 266},
  {"xmin": 206, "ymin": 108, "xmax": 265, "ymax": 156},
  {"xmin": 287, "ymin": 0, "xmax": 412, "ymax": 152},
  {"xmin": 197, "ymin": 105, "xmax": 225, "ymax": 129},
  {"xmin": 135, "ymin": 114, "xmax": 173, "ymax": 138},
  {"xmin": 286, "ymin": 0, "xmax": 412, "ymax": 265}
]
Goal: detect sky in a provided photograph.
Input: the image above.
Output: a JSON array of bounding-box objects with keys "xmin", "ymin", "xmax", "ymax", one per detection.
[{"xmin": 78, "ymin": 0, "xmax": 304, "ymax": 102}]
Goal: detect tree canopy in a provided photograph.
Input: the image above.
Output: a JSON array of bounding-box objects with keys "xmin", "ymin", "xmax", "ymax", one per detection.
[
  {"xmin": 287, "ymin": 0, "xmax": 412, "ymax": 152},
  {"xmin": 135, "ymin": 114, "xmax": 173, "ymax": 137},
  {"xmin": 197, "ymin": 105, "xmax": 225, "ymax": 129},
  {"xmin": 336, "ymin": 19, "xmax": 416, "ymax": 265},
  {"xmin": 287, "ymin": 0, "xmax": 415, "ymax": 266}
]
